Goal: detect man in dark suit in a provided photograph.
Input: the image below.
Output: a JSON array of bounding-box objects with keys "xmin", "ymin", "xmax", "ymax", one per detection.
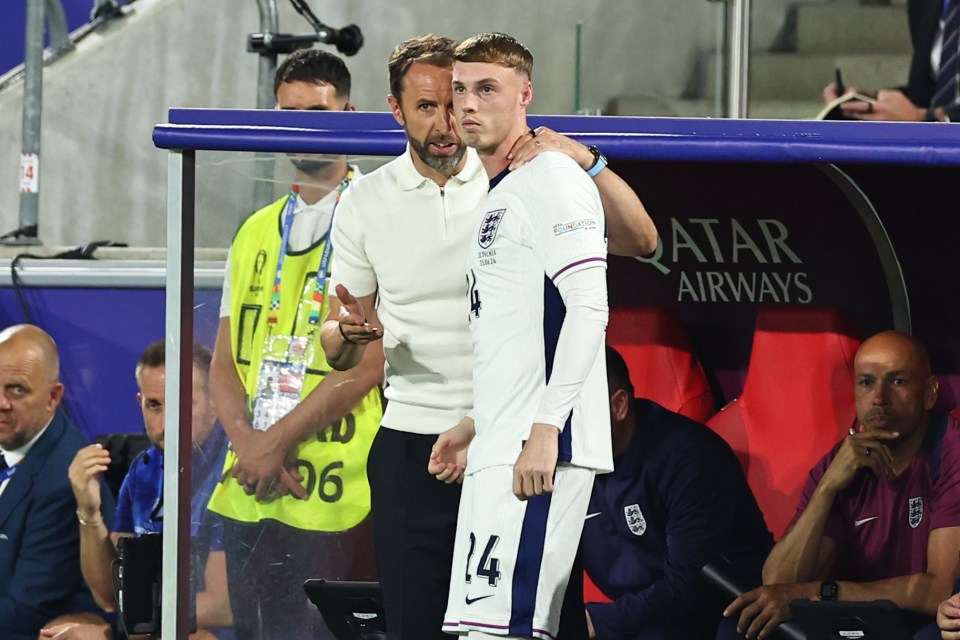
[
  {"xmin": 823, "ymin": 0, "xmax": 960, "ymax": 122},
  {"xmin": 0, "ymin": 324, "xmax": 114, "ymax": 640}
]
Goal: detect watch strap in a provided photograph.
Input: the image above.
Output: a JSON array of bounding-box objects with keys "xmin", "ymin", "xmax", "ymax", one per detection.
[{"xmin": 586, "ymin": 146, "xmax": 608, "ymax": 178}]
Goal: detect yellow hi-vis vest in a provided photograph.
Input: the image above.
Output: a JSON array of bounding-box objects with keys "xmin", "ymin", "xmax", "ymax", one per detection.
[{"xmin": 207, "ymin": 195, "xmax": 382, "ymax": 532}]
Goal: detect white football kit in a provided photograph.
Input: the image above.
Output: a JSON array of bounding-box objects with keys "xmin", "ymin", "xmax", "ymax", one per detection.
[{"xmin": 444, "ymin": 151, "xmax": 612, "ymax": 639}]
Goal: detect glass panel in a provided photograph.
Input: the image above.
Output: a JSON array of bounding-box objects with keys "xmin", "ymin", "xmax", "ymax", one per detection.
[
  {"xmin": 579, "ymin": 0, "xmax": 725, "ymax": 118},
  {"xmin": 191, "ymin": 149, "xmax": 395, "ymax": 640},
  {"xmin": 746, "ymin": 0, "xmax": 913, "ymax": 119}
]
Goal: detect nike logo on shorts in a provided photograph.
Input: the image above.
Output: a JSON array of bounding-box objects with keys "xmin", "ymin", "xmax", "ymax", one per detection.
[
  {"xmin": 854, "ymin": 516, "xmax": 879, "ymax": 527},
  {"xmin": 465, "ymin": 594, "xmax": 495, "ymax": 605}
]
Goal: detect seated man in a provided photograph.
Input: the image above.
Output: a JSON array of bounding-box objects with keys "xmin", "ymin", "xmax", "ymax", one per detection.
[
  {"xmin": 55, "ymin": 342, "xmax": 231, "ymax": 639},
  {"xmin": 583, "ymin": 346, "xmax": 773, "ymax": 639},
  {"xmin": 0, "ymin": 324, "xmax": 114, "ymax": 640},
  {"xmin": 722, "ymin": 331, "xmax": 960, "ymax": 639},
  {"xmin": 821, "ymin": 0, "xmax": 960, "ymax": 122}
]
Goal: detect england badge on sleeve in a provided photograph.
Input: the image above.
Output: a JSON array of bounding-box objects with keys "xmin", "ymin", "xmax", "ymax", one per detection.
[
  {"xmin": 624, "ymin": 503, "xmax": 646, "ymax": 536},
  {"xmin": 478, "ymin": 209, "xmax": 506, "ymax": 248}
]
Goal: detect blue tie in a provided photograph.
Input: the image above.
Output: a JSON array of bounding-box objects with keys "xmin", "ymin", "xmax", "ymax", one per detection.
[
  {"xmin": 932, "ymin": 0, "xmax": 960, "ymax": 109},
  {"xmin": 0, "ymin": 454, "xmax": 7, "ymax": 472}
]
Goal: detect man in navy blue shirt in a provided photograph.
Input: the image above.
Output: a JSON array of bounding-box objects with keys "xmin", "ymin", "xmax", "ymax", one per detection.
[
  {"xmin": 56, "ymin": 342, "xmax": 232, "ymax": 639},
  {"xmin": 582, "ymin": 346, "xmax": 773, "ymax": 639}
]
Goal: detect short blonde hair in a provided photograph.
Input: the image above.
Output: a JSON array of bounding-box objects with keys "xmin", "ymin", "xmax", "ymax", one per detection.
[{"xmin": 453, "ymin": 32, "xmax": 533, "ymax": 79}]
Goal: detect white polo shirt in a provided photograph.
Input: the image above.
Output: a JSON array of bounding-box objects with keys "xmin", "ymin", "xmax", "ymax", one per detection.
[{"xmin": 330, "ymin": 147, "xmax": 488, "ymax": 434}]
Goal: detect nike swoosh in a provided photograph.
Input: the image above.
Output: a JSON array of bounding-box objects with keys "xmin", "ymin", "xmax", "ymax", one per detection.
[
  {"xmin": 465, "ymin": 594, "xmax": 495, "ymax": 605},
  {"xmin": 585, "ymin": 512, "xmax": 602, "ymax": 520},
  {"xmin": 855, "ymin": 516, "xmax": 879, "ymax": 527}
]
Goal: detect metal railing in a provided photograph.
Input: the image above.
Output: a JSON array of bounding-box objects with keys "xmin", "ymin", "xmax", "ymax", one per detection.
[
  {"xmin": 708, "ymin": 0, "xmax": 751, "ymax": 118},
  {"xmin": 7, "ymin": 0, "xmax": 128, "ymax": 246}
]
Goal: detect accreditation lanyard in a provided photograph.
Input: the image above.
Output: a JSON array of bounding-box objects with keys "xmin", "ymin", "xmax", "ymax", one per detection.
[{"xmin": 266, "ymin": 168, "xmax": 354, "ymax": 330}]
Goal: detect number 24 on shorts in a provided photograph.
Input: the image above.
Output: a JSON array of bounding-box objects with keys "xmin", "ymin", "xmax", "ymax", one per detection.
[{"xmin": 465, "ymin": 533, "xmax": 502, "ymax": 587}]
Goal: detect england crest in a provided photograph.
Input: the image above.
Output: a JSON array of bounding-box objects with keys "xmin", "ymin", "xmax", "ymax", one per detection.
[
  {"xmin": 478, "ymin": 209, "xmax": 506, "ymax": 249},
  {"xmin": 908, "ymin": 496, "xmax": 923, "ymax": 529},
  {"xmin": 624, "ymin": 503, "xmax": 646, "ymax": 536}
]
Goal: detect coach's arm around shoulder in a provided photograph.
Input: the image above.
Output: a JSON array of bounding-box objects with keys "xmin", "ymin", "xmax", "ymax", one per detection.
[{"xmin": 507, "ymin": 126, "xmax": 658, "ymax": 258}]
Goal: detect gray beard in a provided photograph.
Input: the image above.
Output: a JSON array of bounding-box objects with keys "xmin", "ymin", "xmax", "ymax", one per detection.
[{"xmin": 409, "ymin": 136, "xmax": 465, "ymax": 178}]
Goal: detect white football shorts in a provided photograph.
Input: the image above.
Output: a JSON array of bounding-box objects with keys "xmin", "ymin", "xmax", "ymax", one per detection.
[{"xmin": 442, "ymin": 463, "xmax": 594, "ymax": 639}]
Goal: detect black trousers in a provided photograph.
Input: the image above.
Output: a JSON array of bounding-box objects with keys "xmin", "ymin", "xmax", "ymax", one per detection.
[
  {"xmin": 368, "ymin": 427, "xmax": 462, "ymax": 640},
  {"xmin": 222, "ymin": 517, "xmax": 374, "ymax": 640},
  {"xmin": 367, "ymin": 426, "xmax": 589, "ymax": 640}
]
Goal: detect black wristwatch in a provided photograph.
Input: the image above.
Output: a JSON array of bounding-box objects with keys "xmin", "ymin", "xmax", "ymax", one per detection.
[{"xmin": 819, "ymin": 581, "xmax": 839, "ymax": 601}]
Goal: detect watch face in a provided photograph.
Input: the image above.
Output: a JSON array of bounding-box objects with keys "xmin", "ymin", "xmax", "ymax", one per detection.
[{"xmin": 820, "ymin": 582, "xmax": 838, "ymax": 601}]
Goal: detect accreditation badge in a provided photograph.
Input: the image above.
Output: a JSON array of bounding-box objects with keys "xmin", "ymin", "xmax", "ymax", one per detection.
[{"xmin": 251, "ymin": 333, "xmax": 313, "ymax": 431}]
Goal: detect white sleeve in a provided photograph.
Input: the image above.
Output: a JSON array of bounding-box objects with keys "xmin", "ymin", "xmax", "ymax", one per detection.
[
  {"xmin": 329, "ymin": 187, "xmax": 378, "ymax": 298},
  {"xmin": 532, "ymin": 265, "xmax": 608, "ymax": 430},
  {"xmin": 219, "ymin": 245, "xmax": 232, "ymax": 318},
  {"xmin": 530, "ymin": 159, "xmax": 607, "ymax": 285}
]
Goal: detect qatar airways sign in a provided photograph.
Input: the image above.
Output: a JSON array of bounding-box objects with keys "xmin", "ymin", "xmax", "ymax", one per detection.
[
  {"xmin": 607, "ymin": 161, "xmax": 909, "ymax": 379},
  {"xmin": 639, "ymin": 217, "xmax": 812, "ymax": 304}
]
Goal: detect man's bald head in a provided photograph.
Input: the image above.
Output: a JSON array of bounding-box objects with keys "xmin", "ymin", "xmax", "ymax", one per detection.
[
  {"xmin": 0, "ymin": 325, "xmax": 60, "ymax": 382},
  {"xmin": 0, "ymin": 324, "xmax": 63, "ymax": 451},
  {"xmin": 856, "ymin": 331, "xmax": 931, "ymax": 377}
]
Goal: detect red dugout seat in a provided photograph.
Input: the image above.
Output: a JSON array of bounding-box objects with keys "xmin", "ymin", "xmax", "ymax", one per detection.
[
  {"xmin": 707, "ymin": 307, "xmax": 861, "ymax": 538},
  {"xmin": 607, "ymin": 307, "xmax": 714, "ymax": 422}
]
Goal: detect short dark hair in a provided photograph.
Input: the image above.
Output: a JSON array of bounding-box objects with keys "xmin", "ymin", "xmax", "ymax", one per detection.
[
  {"xmin": 388, "ymin": 34, "xmax": 458, "ymax": 104},
  {"xmin": 137, "ymin": 341, "xmax": 165, "ymax": 378},
  {"xmin": 605, "ymin": 345, "xmax": 634, "ymax": 398},
  {"xmin": 273, "ymin": 48, "xmax": 351, "ymax": 98},
  {"xmin": 135, "ymin": 341, "xmax": 213, "ymax": 384},
  {"xmin": 453, "ymin": 32, "xmax": 533, "ymax": 79}
]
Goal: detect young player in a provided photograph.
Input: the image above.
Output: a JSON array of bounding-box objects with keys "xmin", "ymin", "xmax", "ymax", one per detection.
[{"xmin": 433, "ymin": 32, "xmax": 612, "ymax": 640}]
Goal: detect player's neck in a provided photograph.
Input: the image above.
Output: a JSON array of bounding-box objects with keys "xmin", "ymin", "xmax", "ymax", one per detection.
[
  {"xmin": 479, "ymin": 119, "xmax": 530, "ymax": 179},
  {"xmin": 295, "ymin": 157, "xmax": 349, "ymax": 205}
]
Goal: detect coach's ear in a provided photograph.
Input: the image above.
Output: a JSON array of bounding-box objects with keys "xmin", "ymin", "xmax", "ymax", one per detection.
[{"xmin": 388, "ymin": 95, "xmax": 405, "ymax": 126}]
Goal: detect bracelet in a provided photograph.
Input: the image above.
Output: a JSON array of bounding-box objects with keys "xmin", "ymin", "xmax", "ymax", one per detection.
[
  {"xmin": 338, "ymin": 322, "xmax": 360, "ymax": 345},
  {"xmin": 77, "ymin": 510, "xmax": 103, "ymax": 527}
]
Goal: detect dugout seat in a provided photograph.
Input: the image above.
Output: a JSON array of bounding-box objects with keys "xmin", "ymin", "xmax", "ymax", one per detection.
[
  {"xmin": 607, "ymin": 306, "xmax": 714, "ymax": 422},
  {"xmin": 93, "ymin": 432, "xmax": 151, "ymax": 499},
  {"xmin": 706, "ymin": 306, "xmax": 861, "ymax": 538}
]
